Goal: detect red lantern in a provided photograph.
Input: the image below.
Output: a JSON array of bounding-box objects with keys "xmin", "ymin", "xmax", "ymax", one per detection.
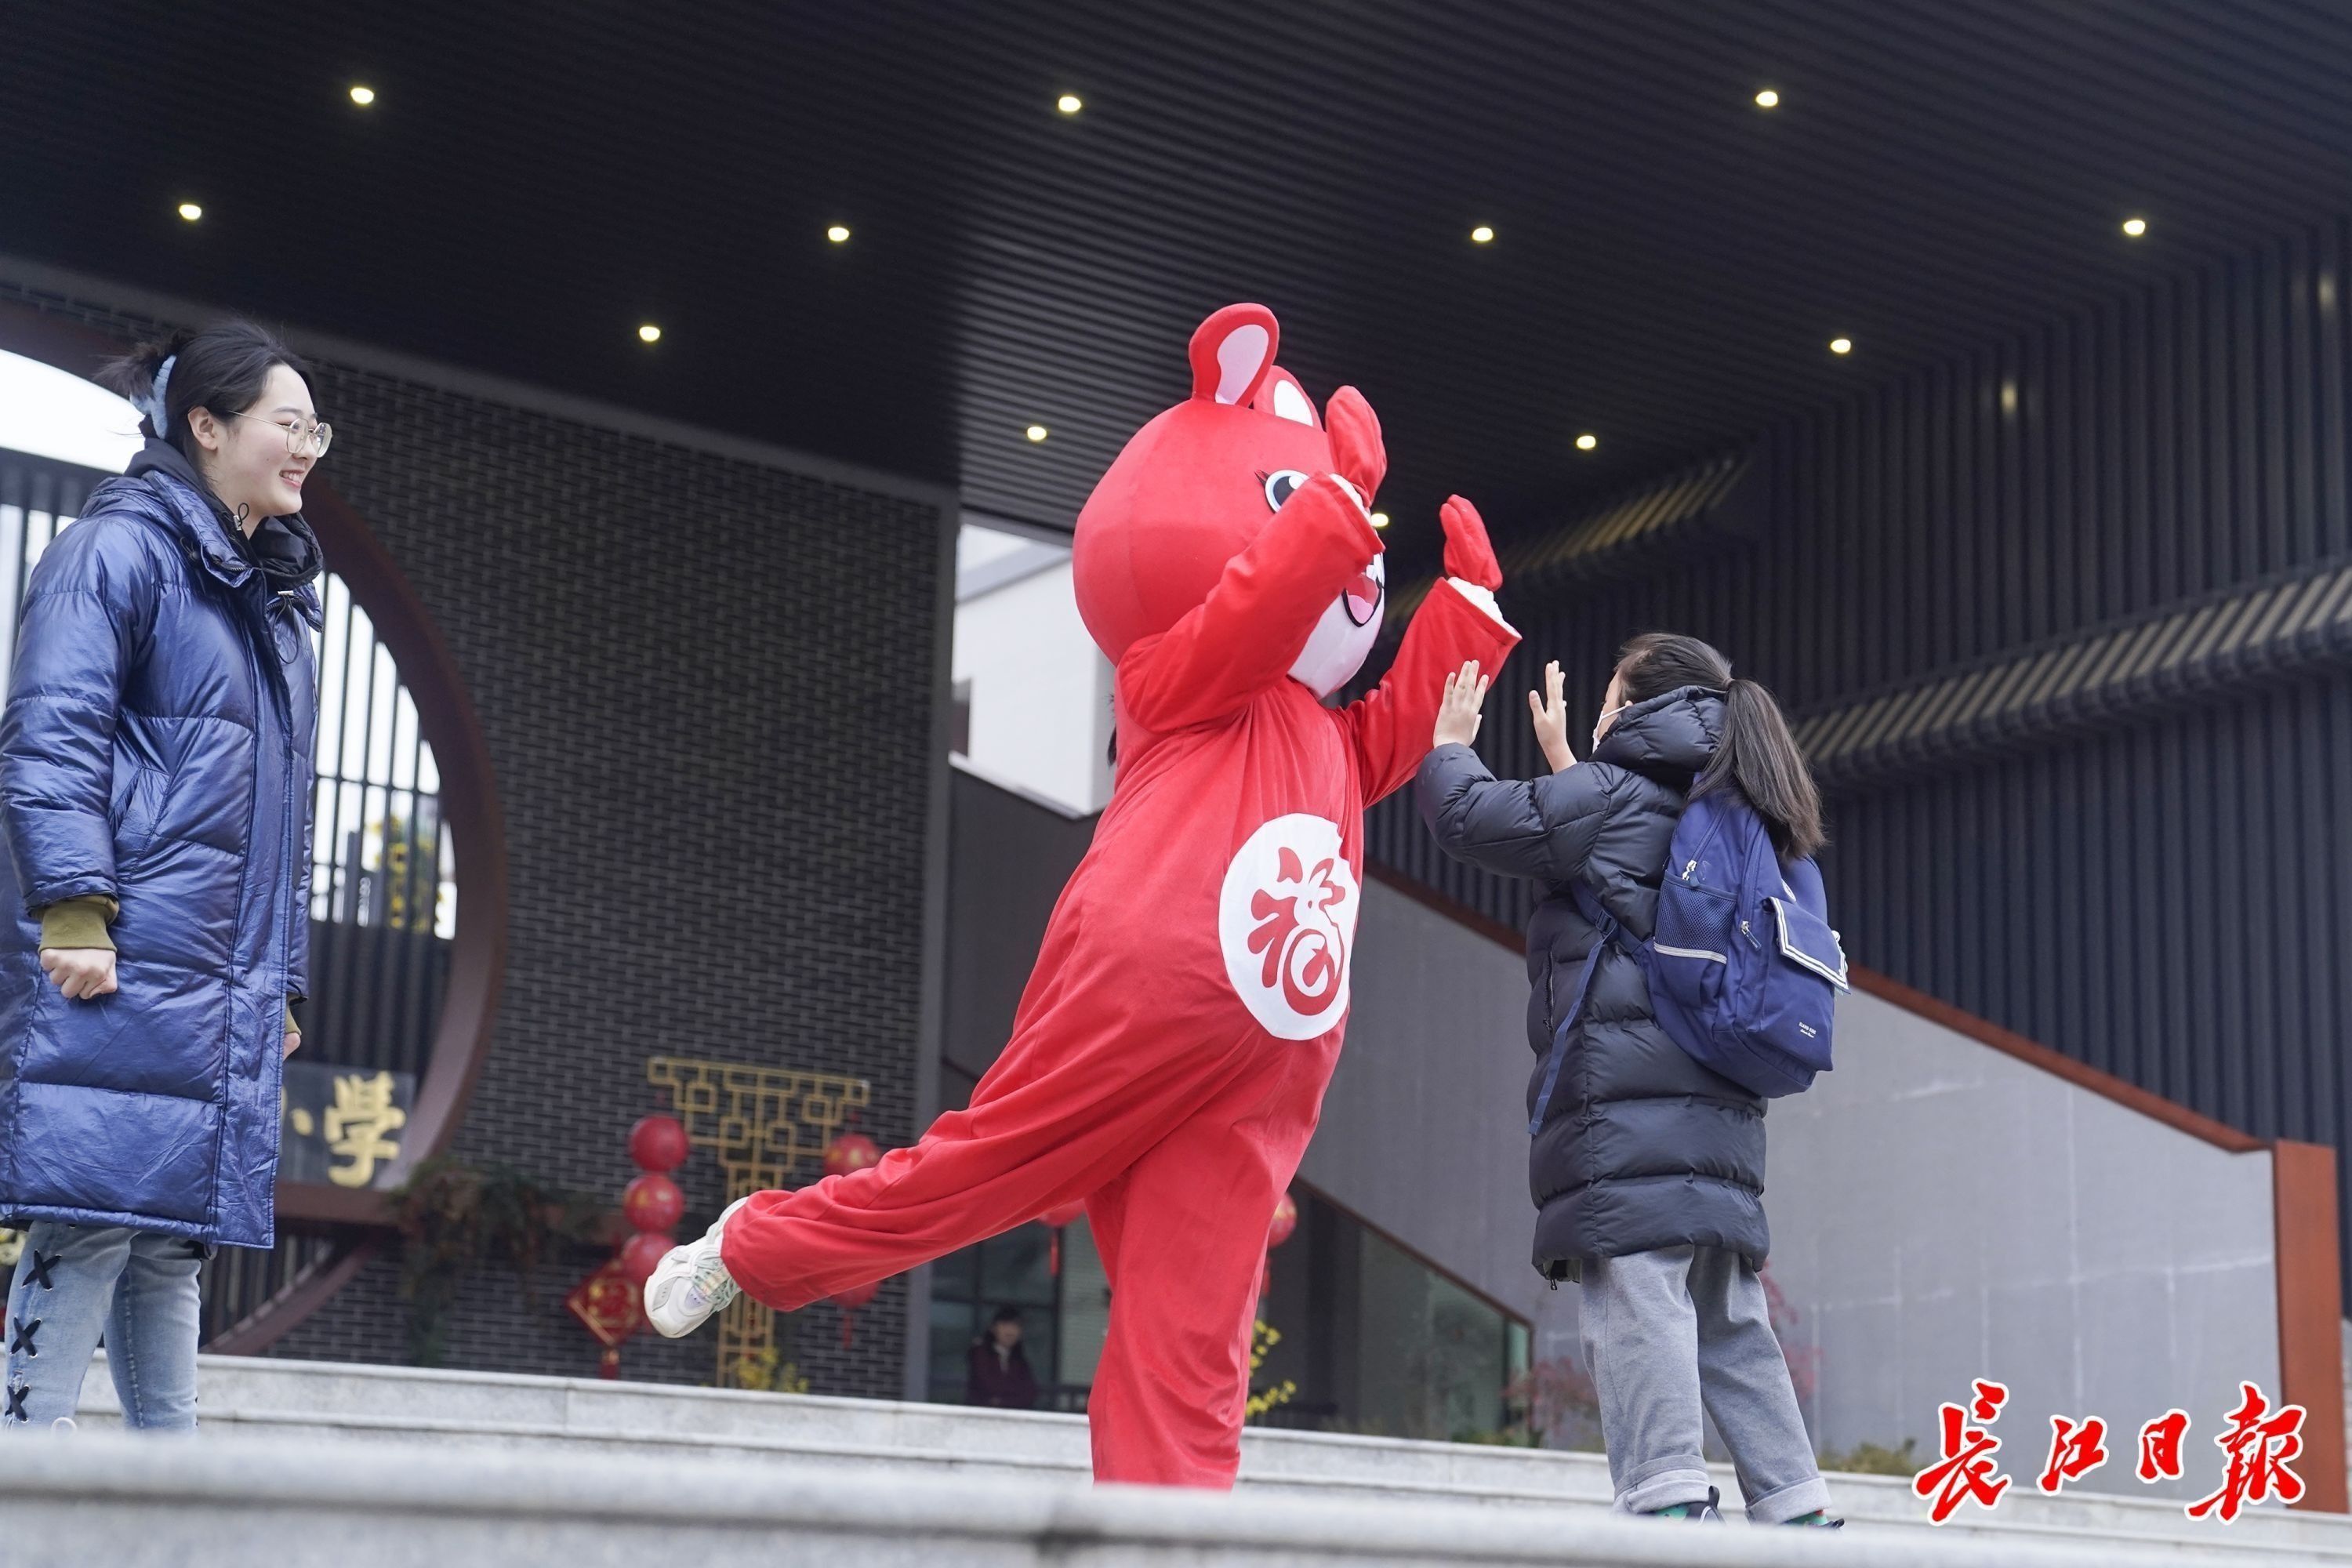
[
  {"xmin": 579, "ymin": 1112, "xmax": 695, "ymax": 1378},
  {"xmin": 824, "ymin": 1132, "xmax": 882, "ymax": 1179},
  {"xmin": 622, "ymin": 1172, "xmax": 685, "ymax": 1234},
  {"xmin": 629, "ymin": 1114, "xmax": 690, "ymax": 1174},
  {"xmin": 829, "ymin": 1276, "xmax": 883, "ymax": 1348},
  {"xmin": 615, "ymin": 1229, "xmax": 674, "ymax": 1286},
  {"xmin": 1039, "ymin": 1199, "xmax": 1085, "ymax": 1276},
  {"xmin": 1268, "ymin": 1190, "xmax": 1298, "ymax": 1250}
]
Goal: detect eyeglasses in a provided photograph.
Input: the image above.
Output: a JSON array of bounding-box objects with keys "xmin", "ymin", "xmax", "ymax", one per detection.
[{"xmin": 231, "ymin": 412, "xmax": 334, "ymax": 459}]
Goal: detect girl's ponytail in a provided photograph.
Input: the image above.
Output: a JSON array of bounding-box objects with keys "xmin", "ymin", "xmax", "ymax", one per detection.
[
  {"xmin": 1698, "ymin": 676, "xmax": 1824, "ymax": 860},
  {"xmin": 1613, "ymin": 632, "xmax": 1825, "ymax": 861}
]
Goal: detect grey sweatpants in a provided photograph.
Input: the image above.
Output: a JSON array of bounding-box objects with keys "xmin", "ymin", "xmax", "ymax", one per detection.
[{"xmin": 1580, "ymin": 1245, "xmax": 1831, "ymax": 1523}]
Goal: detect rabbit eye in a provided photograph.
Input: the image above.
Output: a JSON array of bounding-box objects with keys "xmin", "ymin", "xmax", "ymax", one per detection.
[{"xmin": 1263, "ymin": 470, "xmax": 1309, "ymax": 511}]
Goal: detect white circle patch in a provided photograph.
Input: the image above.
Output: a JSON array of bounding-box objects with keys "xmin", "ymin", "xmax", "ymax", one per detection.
[{"xmin": 1218, "ymin": 814, "xmax": 1360, "ymax": 1040}]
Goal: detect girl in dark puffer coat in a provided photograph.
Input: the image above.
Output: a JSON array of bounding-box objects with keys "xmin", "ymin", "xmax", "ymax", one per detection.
[{"xmin": 1417, "ymin": 633, "xmax": 1838, "ymax": 1527}]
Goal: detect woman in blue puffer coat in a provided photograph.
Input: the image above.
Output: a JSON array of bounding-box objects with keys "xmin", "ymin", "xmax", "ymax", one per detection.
[{"xmin": 0, "ymin": 321, "xmax": 323, "ymax": 1432}]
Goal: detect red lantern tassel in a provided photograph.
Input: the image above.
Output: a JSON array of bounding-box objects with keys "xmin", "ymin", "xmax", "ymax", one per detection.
[
  {"xmin": 840, "ymin": 1306, "xmax": 856, "ymax": 1349},
  {"xmin": 1050, "ymin": 1228, "xmax": 1062, "ymax": 1277}
]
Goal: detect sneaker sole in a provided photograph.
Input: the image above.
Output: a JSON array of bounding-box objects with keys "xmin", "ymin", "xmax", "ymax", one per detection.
[{"xmin": 644, "ymin": 1198, "xmax": 752, "ymax": 1338}]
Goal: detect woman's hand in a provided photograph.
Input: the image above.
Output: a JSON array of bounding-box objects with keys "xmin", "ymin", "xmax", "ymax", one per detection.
[
  {"xmin": 39, "ymin": 948, "xmax": 117, "ymax": 1001},
  {"xmin": 1434, "ymin": 660, "xmax": 1491, "ymax": 748},
  {"xmin": 1528, "ymin": 660, "xmax": 1577, "ymax": 773}
]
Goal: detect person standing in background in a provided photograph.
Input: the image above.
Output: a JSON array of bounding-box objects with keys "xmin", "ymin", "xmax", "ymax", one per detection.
[{"xmin": 967, "ymin": 1306, "xmax": 1040, "ymax": 1410}]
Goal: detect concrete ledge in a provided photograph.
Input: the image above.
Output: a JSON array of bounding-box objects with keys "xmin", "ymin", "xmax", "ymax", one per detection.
[
  {"xmin": 61, "ymin": 1356, "xmax": 2352, "ymax": 1559},
  {"xmin": 0, "ymin": 1428, "xmax": 2323, "ymax": 1568}
]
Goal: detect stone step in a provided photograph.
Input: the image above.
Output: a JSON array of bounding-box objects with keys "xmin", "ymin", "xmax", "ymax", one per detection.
[
  {"xmin": 0, "ymin": 1426, "xmax": 2334, "ymax": 1568},
  {"xmin": 62, "ymin": 1354, "xmax": 2352, "ymax": 1563}
]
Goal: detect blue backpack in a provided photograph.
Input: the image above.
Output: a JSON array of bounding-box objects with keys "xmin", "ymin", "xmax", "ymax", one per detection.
[{"xmin": 1530, "ymin": 790, "xmax": 1848, "ymax": 1132}]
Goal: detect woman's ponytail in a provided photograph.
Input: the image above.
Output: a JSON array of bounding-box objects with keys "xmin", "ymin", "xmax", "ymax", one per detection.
[
  {"xmin": 96, "ymin": 330, "xmax": 195, "ymax": 443},
  {"xmin": 96, "ymin": 321, "xmax": 306, "ymax": 456},
  {"xmin": 1613, "ymin": 632, "xmax": 1825, "ymax": 861},
  {"xmin": 1699, "ymin": 676, "xmax": 1824, "ymax": 860}
]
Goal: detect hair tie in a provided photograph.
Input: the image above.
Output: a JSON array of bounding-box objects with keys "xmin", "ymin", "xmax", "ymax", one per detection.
[{"xmin": 144, "ymin": 355, "xmax": 177, "ymax": 438}]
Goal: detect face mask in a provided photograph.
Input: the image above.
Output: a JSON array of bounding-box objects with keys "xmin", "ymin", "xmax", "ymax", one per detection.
[{"xmin": 1592, "ymin": 702, "xmax": 1630, "ymax": 753}]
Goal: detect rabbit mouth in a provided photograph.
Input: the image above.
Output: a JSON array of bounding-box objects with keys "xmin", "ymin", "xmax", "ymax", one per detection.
[{"xmin": 1342, "ymin": 571, "xmax": 1384, "ymax": 626}]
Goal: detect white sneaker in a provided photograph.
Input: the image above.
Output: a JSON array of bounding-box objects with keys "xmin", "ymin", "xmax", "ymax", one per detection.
[{"xmin": 644, "ymin": 1197, "xmax": 750, "ymax": 1338}]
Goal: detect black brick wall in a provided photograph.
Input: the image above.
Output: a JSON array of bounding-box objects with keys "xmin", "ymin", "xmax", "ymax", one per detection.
[{"xmin": 0, "ymin": 278, "xmax": 945, "ymax": 1396}]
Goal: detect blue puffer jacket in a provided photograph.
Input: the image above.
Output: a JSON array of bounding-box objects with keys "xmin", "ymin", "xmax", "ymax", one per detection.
[{"xmin": 0, "ymin": 443, "xmax": 321, "ymax": 1249}]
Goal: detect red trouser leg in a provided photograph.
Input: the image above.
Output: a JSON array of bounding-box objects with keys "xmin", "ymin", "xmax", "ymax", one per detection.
[
  {"xmin": 719, "ymin": 997, "xmax": 1258, "ymax": 1312},
  {"xmin": 1085, "ymin": 1040, "xmax": 1333, "ymax": 1488}
]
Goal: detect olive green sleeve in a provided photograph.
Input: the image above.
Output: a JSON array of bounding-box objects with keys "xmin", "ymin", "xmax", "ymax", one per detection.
[
  {"xmin": 35, "ymin": 902, "xmax": 297, "ymax": 1036},
  {"xmin": 36, "ymin": 893, "xmax": 118, "ymax": 952}
]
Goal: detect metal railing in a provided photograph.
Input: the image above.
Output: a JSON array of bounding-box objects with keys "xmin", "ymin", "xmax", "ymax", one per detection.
[{"xmin": 299, "ymin": 569, "xmax": 456, "ymax": 1086}]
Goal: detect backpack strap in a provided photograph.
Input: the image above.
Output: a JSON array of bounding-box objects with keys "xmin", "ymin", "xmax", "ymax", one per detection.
[{"xmin": 1528, "ymin": 884, "xmax": 1630, "ymax": 1136}]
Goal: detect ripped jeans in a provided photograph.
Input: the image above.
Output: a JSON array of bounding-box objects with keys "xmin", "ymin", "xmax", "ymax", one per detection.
[{"xmin": 2, "ymin": 1222, "xmax": 202, "ymax": 1432}]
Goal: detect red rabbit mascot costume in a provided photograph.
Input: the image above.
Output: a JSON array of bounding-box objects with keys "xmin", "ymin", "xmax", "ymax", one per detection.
[{"xmin": 645, "ymin": 303, "xmax": 1519, "ymax": 1486}]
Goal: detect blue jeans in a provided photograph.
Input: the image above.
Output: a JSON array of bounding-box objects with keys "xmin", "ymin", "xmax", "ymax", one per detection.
[{"xmin": 2, "ymin": 1222, "xmax": 202, "ymax": 1432}]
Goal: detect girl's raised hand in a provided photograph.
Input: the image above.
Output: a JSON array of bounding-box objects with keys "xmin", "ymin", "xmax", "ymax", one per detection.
[
  {"xmin": 1528, "ymin": 659, "xmax": 1577, "ymax": 773},
  {"xmin": 1434, "ymin": 660, "xmax": 1492, "ymax": 749}
]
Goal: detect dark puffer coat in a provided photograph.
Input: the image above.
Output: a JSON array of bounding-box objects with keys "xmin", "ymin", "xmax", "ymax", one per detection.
[
  {"xmin": 0, "ymin": 441, "xmax": 321, "ymax": 1248},
  {"xmin": 1416, "ymin": 685, "xmax": 1767, "ymax": 1279}
]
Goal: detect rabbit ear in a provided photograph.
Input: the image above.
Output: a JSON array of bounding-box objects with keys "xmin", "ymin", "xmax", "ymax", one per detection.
[
  {"xmin": 1250, "ymin": 367, "xmax": 1321, "ymax": 429},
  {"xmin": 1188, "ymin": 303, "xmax": 1280, "ymax": 406}
]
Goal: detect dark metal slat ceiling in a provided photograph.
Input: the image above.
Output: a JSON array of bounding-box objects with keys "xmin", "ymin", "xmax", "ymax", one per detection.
[{"xmin": 8, "ymin": 0, "xmax": 2352, "ymax": 572}]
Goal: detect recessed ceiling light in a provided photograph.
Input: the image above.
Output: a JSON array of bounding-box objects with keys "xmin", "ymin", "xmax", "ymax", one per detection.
[
  {"xmin": 1755, "ymin": 89, "xmax": 1781, "ymax": 109},
  {"xmin": 2122, "ymin": 216, "xmax": 2148, "ymax": 238},
  {"xmin": 1470, "ymin": 225, "xmax": 1496, "ymax": 245},
  {"xmin": 1058, "ymin": 93, "xmax": 1083, "ymax": 115},
  {"xmin": 826, "ymin": 224, "xmax": 851, "ymax": 244},
  {"xmin": 176, "ymin": 202, "xmax": 203, "ymax": 222},
  {"xmin": 637, "ymin": 324, "xmax": 662, "ymax": 343},
  {"xmin": 1025, "ymin": 424, "xmax": 1050, "ymax": 443},
  {"xmin": 1830, "ymin": 337, "xmax": 1853, "ymax": 355},
  {"xmin": 1370, "ymin": 510, "xmax": 1390, "ymax": 528},
  {"xmin": 1575, "ymin": 433, "xmax": 1599, "ymax": 452},
  {"xmin": 349, "ymin": 85, "xmax": 376, "ymax": 107}
]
